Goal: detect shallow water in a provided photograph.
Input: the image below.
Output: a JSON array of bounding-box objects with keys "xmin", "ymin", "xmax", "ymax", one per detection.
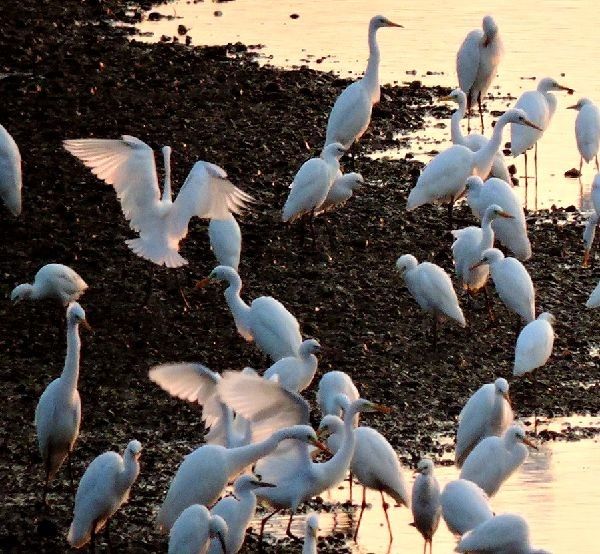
[
  {"xmin": 256, "ymin": 416, "xmax": 600, "ymax": 553},
  {"xmin": 138, "ymin": 0, "xmax": 600, "ymax": 210}
]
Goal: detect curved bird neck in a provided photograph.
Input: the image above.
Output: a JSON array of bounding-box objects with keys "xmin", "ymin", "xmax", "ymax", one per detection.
[
  {"xmin": 451, "ymin": 102, "xmax": 468, "ymax": 145},
  {"xmin": 225, "ymin": 432, "xmax": 283, "ymax": 477},
  {"xmin": 224, "ymin": 276, "xmax": 251, "ymax": 330},
  {"xmin": 60, "ymin": 319, "xmax": 81, "ymax": 392},
  {"xmin": 474, "ymin": 118, "xmax": 507, "ymax": 176},
  {"xmin": 480, "ymin": 211, "xmax": 496, "ymax": 247},
  {"xmin": 118, "ymin": 450, "xmax": 140, "ymax": 491},
  {"xmin": 363, "ymin": 23, "xmax": 381, "ymax": 103}
]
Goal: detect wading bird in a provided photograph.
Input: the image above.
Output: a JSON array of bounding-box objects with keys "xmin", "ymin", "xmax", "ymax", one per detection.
[
  {"xmin": 568, "ymin": 97, "xmax": 600, "ymax": 174},
  {"xmin": 208, "ymin": 214, "xmax": 241, "ymax": 271},
  {"xmin": 168, "ymin": 504, "xmax": 227, "ymax": 554},
  {"xmin": 411, "ymin": 458, "xmax": 441, "ymax": 554},
  {"xmin": 0, "ymin": 123, "xmax": 22, "ymax": 216},
  {"xmin": 440, "ymin": 479, "xmax": 493, "ymax": 536},
  {"xmin": 11, "ymin": 264, "xmax": 88, "ymax": 306}
]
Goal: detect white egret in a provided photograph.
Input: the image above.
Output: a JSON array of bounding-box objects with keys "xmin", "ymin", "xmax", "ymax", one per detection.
[
  {"xmin": 282, "ymin": 143, "xmax": 346, "ymax": 233},
  {"xmin": 325, "ymin": 16, "xmax": 402, "ymax": 153},
  {"xmin": 586, "ymin": 280, "xmax": 600, "ymax": 308},
  {"xmin": 456, "ymin": 513, "xmax": 551, "ymax": 554},
  {"xmin": 11, "ymin": 264, "xmax": 88, "ymax": 306},
  {"xmin": 263, "ymin": 339, "xmax": 321, "ymax": 393},
  {"xmin": 455, "ymin": 378, "xmax": 513, "ymax": 468},
  {"xmin": 254, "ymin": 399, "xmax": 390, "ymax": 538},
  {"xmin": 456, "ymin": 15, "xmax": 504, "ymax": 132},
  {"xmin": 583, "ymin": 174, "xmax": 600, "ymax": 266},
  {"xmin": 63, "ymin": 137, "xmax": 252, "ymax": 268},
  {"xmin": 208, "ymin": 214, "xmax": 241, "ymax": 271},
  {"xmin": 510, "ymin": 78, "xmax": 574, "ymax": 183},
  {"xmin": 442, "ymin": 88, "xmax": 510, "ymax": 182},
  {"xmin": 568, "ymin": 97, "xmax": 600, "ymax": 173},
  {"xmin": 395, "ymin": 254, "xmax": 466, "ymax": 349},
  {"xmin": 407, "ymin": 109, "xmax": 541, "ymax": 226},
  {"xmin": 0, "ymin": 123, "xmax": 22, "ymax": 216},
  {"xmin": 451, "ymin": 204, "xmax": 514, "ymax": 308},
  {"xmin": 197, "ymin": 265, "xmax": 302, "ymax": 361},
  {"xmin": 472, "ymin": 248, "xmax": 535, "ymax": 327},
  {"xmin": 460, "ymin": 424, "xmax": 536, "ymax": 497},
  {"xmin": 302, "ymin": 513, "xmax": 319, "ymax": 554},
  {"xmin": 67, "ymin": 440, "xmax": 142, "ymax": 550},
  {"xmin": 316, "ymin": 371, "xmax": 360, "ymax": 418},
  {"xmin": 411, "ymin": 458, "xmax": 441, "ymax": 554},
  {"xmin": 318, "ymin": 412, "xmax": 410, "ymax": 542},
  {"xmin": 440, "ymin": 479, "xmax": 493, "ymax": 536},
  {"xmin": 168, "ymin": 504, "xmax": 227, "ymax": 554},
  {"xmin": 148, "ymin": 363, "xmax": 252, "ymax": 448},
  {"xmin": 465, "ymin": 176, "xmax": 531, "ymax": 260},
  {"xmin": 317, "ymin": 171, "xmax": 364, "ymax": 214},
  {"xmin": 156, "ymin": 425, "xmax": 325, "ymax": 531},
  {"xmin": 35, "ymin": 302, "xmax": 90, "ymax": 503}
]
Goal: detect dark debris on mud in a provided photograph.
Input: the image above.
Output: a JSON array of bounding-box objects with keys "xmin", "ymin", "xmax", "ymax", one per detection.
[{"xmin": 0, "ymin": 1, "xmax": 599, "ymax": 552}]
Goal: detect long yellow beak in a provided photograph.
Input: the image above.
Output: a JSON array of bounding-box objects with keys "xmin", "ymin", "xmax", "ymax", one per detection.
[
  {"xmin": 440, "ymin": 95, "xmax": 454, "ymax": 102},
  {"xmin": 386, "ymin": 21, "xmax": 403, "ymax": 27},
  {"xmin": 567, "ymin": 104, "xmax": 579, "ymax": 110},
  {"xmin": 373, "ymin": 403, "xmax": 392, "ymax": 414},
  {"xmin": 583, "ymin": 249, "xmax": 591, "ymax": 267},
  {"xmin": 195, "ymin": 277, "xmax": 212, "ymax": 289},
  {"xmin": 557, "ymin": 85, "xmax": 574, "ymax": 94},
  {"xmin": 498, "ymin": 211, "xmax": 514, "ymax": 219},
  {"xmin": 80, "ymin": 319, "xmax": 93, "ymax": 332},
  {"xmin": 523, "ymin": 437, "xmax": 538, "ymax": 450},
  {"xmin": 310, "ymin": 437, "xmax": 332, "ymax": 454},
  {"xmin": 523, "ymin": 118, "xmax": 544, "ymax": 131}
]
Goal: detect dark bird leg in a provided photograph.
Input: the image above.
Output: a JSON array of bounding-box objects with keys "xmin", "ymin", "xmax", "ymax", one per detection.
[
  {"xmin": 309, "ymin": 210, "xmax": 317, "ymax": 245},
  {"xmin": 90, "ymin": 520, "xmax": 97, "ymax": 554},
  {"xmin": 579, "ymin": 156, "xmax": 583, "ymax": 179},
  {"xmin": 353, "ymin": 486, "xmax": 368, "ymax": 541},
  {"xmin": 447, "ymin": 201, "xmax": 454, "ymax": 229},
  {"xmin": 349, "ymin": 470, "xmax": 353, "ymax": 504},
  {"xmin": 478, "ymin": 93, "xmax": 484, "ymax": 133},
  {"xmin": 467, "ymin": 92, "xmax": 472, "ymax": 133},
  {"xmin": 104, "ymin": 519, "xmax": 112, "ymax": 553},
  {"xmin": 534, "ymin": 143, "xmax": 539, "ymax": 211},
  {"xmin": 143, "ymin": 265, "xmax": 155, "ymax": 306},
  {"xmin": 483, "ymin": 286, "xmax": 495, "ymax": 321},
  {"xmin": 67, "ymin": 453, "xmax": 75, "ymax": 505},
  {"xmin": 285, "ymin": 512, "xmax": 297, "ymax": 539},
  {"xmin": 514, "ymin": 314, "xmax": 521, "ymax": 338},
  {"xmin": 533, "ymin": 371, "xmax": 538, "ymax": 435},
  {"xmin": 595, "ymin": 154, "xmax": 599, "ymax": 171},
  {"xmin": 380, "ymin": 491, "xmax": 393, "ymax": 543},
  {"xmin": 325, "ymin": 217, "xmax": 336, "ymax": 250},
  {"xmin": 259, "ymin": 509, "xmax": 280, "ymax": 543},
  {"xmin": 176, "ymin": 269, "xmax": 191, "ymax": 311}
]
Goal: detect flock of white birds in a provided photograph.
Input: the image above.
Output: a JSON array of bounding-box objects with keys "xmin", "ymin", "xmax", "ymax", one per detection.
[{"xmin": 3, "ymin": 10, "xmax": 600, "ymax": 554}]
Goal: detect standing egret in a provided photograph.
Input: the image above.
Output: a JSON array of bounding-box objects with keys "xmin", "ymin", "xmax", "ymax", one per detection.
[
  {"xmin": 318, "ymin": 412, "xmax": 410, "ymax": 542},
  {"xmin": 440, "ymin": 479, "xmax": 493, "ymax": 536},
  {"xmin": 407, "ymin": 109, "xmax": 541, "ymax": 226},
  {"xmin": 11, "ymin": 264, "xmax": 88, "ymax": 306},
  {"xmin": 411, "ymin": 458, "xmax": 441, "ymax": 554},
  {"xmin": 67, "ymin": 440, "xmax": 142, "ymax": 551},
  {"xmin": 456, "ymin": 513, "xmax": 550, "ymax": 554},
  {"xmin": 586, "ymin": 280, "xmax": 600, "ymax": 308},
  {"xmin": 465, "ymin": 176, "xmax": 531, "ymax": 260},
  {"xmin": 583, "ymin": 174, "xmax": 600, "ymax": 266},
  {"xmin": 63, "ymin": 137, "xmax": 253, "ymax": 268},
  {"xmin": 510, "ymin": 78, "xmax": 574, "ymax": 184},
  {"xmin": 456, "ymin": 16, "xmax": 504, "ymax": 132},
  {"xmin": 316, "ymin": 371, "xmax": 360, "ymax": 418},
  {"xmin": 460, "ymin": 425, "xmax": 537, "ymax": 497},
  {"xmin": 0, "ymin": 123, "xmax": 22, "ymax": 216},
  {"xmin": 568, "ymin": 98, "xmax": 600, "ymax": 173},
  {"xmin": 206, "ymin": 475, "xmax": 274, "ymax": 554},
  {"xmin": 168, "ymin": 504, "xmax": 227, "ymax": 554},
  {"xmin": 156, "ymin": 425, "xmax": 325, "ymax": 531},
  {"xmin": 317, "ymin": 171, "xmax": 364, "ymax": 214},
  {"xmin": 208, "ymin": 214, "xmax": 242, "ymax": 271},
  {"xmin": 35, "ymin": 302, "xmax": 90, "ymax": 503},
  {"xmin": 443, "ymin": 88, "xmax": 510, "ymax": 181},
  {"xmin": 302, "ymin": 513, "xmax": 319, "ymax": 554},
  {"xmin": 455, "ymin": 378, "xmax": 513, "ymax": 468},
  {"xmin": 325, "ymin": 16, "xmax": 402, "ymax": 156},
  {"xmin": 197, "ymin": 265, "xmax": 302, "ymax": 361},
  {"xmin": 472, "ymin": 248, "xmax": 535, "ymax": 327},
  {"xmin": 395, "ymin": 254, "xmax": 466, "ymax": 349},
  {"xmin": 263, "ymin": 339, "xmax": 321, "ymax": 393}
]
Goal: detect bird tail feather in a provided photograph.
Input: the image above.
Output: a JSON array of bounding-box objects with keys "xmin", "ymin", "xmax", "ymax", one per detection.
[{"xmin": 125, "ymin": 238, "xmax": 188, "ymax": 268}]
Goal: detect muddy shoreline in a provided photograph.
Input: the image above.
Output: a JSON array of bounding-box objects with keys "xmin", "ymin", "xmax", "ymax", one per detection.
[{"xmin": 1, "ymin": 1, "xmax": 599, "ymax": 552}]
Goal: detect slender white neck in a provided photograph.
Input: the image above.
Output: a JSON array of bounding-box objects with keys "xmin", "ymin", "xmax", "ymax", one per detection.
[
  {"xmin": 363, "ymin": 23, "xmax": 381, "ymax": 102},
  {"xmin": 162, "ymin": 148, "xmax": 172, "ymax": 203},
  {"xmin": 544, "ymin": 91, "xmax": 558, "ymax": 120},
  {"xmin": 235, "ymin": 488, "xmax": 257, "ymax": 526},
  {"xmin": 223, "ymin": 275, "xmax": 251, "ymax": 330},
  {"xmin": 61, "ymin": 320, "xmax": 81, "ymax": 392},
  {"xmin": 118, "ymin": 450, "xmax": 140, "ymax": 491},
  {"xmin": 480, "ymin": 211, "xmax": 496, "ymax": 249},
  {"xmin": 225, "ymin": 429, "xmax": 292, "ymax": 476},
  {"xmin": 302, "ymin": 532, "xmax": 317, "ymax": 554},
  {"xmin": 451, "ymin": 101, "xmax": 467, "ymax": 145},
  {"xmin": 474, "ymin": 117, "xmax": 509, "ymax": 175}
]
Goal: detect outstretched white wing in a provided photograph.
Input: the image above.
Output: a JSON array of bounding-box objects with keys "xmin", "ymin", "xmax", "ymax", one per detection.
[
  {"xmin": 63, "ymin": 136, "xmax": 160, "ymax": 232},
  {"xmin": 169, "ymin": 161, "xmax": 253, "ymax": 242}
]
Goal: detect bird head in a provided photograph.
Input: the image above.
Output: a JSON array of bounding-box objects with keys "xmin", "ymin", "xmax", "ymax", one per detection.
[
  {"xmin": 537, "ymin": 77, "xmax": 574, "ymax": 95},
  {"xmin": 299, "ymin": 338, "xmax": 321, "ymax": 356},
  {"xmin": 538, "ymin": 312, "xmax": 556, "ymax": 325},
  {"xmin": 482, "ymin": 15, "xmax": 499, "ymax": 44},
  {"xmin": 196, "ymin": 265, "xmax": 238, "ymax": 289},
  {"xmin": 502, "ymin": 108, "xmax": 544, "ymax": 131},
  {"xmin": 494, "ymin": 377, "xmax": 511, "ymax": 404},
  {"xmin": 232, "ymin": 474, "xmax": 276, "ymax": 498},
  {"xmin": 486, "ymin": 204, "xmax": 514, "ymax": 220},
  {"xmin": 415, "ymin": 457, "xmax": 435, "ymax": 475},
  {"xmin": 567, "ymin": 97, "xmax": 592, "ymax": 111},
  {"xmin": 395, "ymin": 254, "xmax": 418, "ymax": 275},
  {"xmin": 67, "ymin": 302, "xmax": 92, "ymax": 331},
  {"xmin": 440, "ymin": 88, "xmax": 467, "ymax": 106},
  {"xmin": 509, "ymin": 426, "xmax": 538, "ymax": 449},
  {"xmin": 371, "ymin": 15, "xmax": 403, "ymax": 30},
  {"xmin": 10, "ymin": 283, "xmax": 33, "ymax": 304},
  {"xmin": 323, "ymin": 142, "xmax": 347, "ymax": 159},
  {"xmin": 126, "ymin": 439, "xmax": 143, "ymax": 460}
]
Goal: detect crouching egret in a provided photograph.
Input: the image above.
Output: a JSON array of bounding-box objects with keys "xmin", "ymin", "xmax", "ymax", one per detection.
[
  {"xmin": 325, "ymin": 16, "xmax": 402, "ymax": 156},
  {"xmin": 0, "ymin": 123, "xmax": 22, "ymax": 216},
  {"xmin": 456, "ymin": 15, "xmax": 504, "ymax": 132},
  {"xmin": 455, "ymin": 378, "xmax": 513, "ymax": 468},
  {"xmin": 197, "ymin": 265, "xmax": 302, "ymax": 361},
  {"xmin": 302, "ymin": 513, "xmax": 319, "ymax": 554},
  {"xmin": 455, "ymin": 513, "xmax": 550, "ymax": 554},
  {"xmin": 35, "ymin": 302, "xmax": 90, "ymax": 504},
  {"xmin": 568, "ymin": 98, "xmax": 600, "ymax": 173},
  {"xmin": 586, "ymin": 280, "xmax": 600, "ymax": 308},
  {"xmin": 407, "ymin": 109, "xmax": 541, "ymax": 226},
  {"xmin": 208, "ymin": 214, "xmax": 241, "ymax": 271},
  {"xmin": 395, "ymin": 254, "xmax": 466, "ymax": 349},
  {"xmin": 168, "ymin": 504, "xmax": 227, "ymax": 554},
  {"xmin": 11, "ymin": 264, "xmax": 88, "ymax": 306},
  {"xmin": 411, "ymin": 458, "xmax": 441, "ymax": 554},
  {"xmin": 67, "ymin": 440, "xmax": 142, "ymax": 550},
  {"xmin": 263, "ymin": 339, "xmax": 321, "ymax": 393},
  {"xmin": 440, "ymin": 479, "xmax": 493, "ymax": 536},
  {"xmin": 460, "ymin": 425, "xmax": 537, "ymax": 496}
]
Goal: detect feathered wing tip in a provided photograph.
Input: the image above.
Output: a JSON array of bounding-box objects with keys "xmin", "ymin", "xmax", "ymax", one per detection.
[
  {"xmin": 125, "ymin": 238, "xmax": 188, "ymax": 268},
  {"xmin": 67, "ymin": 519, "xmax": 91, "ymax": 548}
]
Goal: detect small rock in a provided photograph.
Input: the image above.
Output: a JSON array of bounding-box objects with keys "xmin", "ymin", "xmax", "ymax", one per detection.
[
  {"xmin": 177, "ymin": 25, "xmax": 187, "ymax": 35},
  {"xmin": 564, "ymin": 167, "xmax": 581, "ymax": 178},
  {"xmin": 290, "ymin": 13, "xmax": 300, "ymax": 19}
]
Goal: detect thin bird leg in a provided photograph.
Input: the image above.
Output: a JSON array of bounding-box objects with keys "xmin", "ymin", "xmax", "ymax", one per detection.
[
  {"xmin": 429, "ymin": 538, "xmax": 434, "ymax": 554},
  {"xmin": 143, "ymin": 264, "xmax": 154, "ymax": 306},
  {"xmin": 534, "ymin": 142, "xmax": 539, "ymax": 184},
  {"xmin": 325, "ymin": 217, "xmax": 336, "ymax": 250},
  {"xmin": 259, "ymin": 509, "xmax": 281, "ymax": 543},
  {"xmin": 380, "ymin": 491, "xmax": 393, "ymax": 543},
  {"xmin": 467, "ymin": 92, "xmax": 472, "ymax": 133},
  {"xmin": 176, "ymin": 269, "xmax": 191, "ymax": 311},
  {"xmin": 104, "ymin": 519, "xmax": 112, "ymax": 553},
  {"xmin": 309, "ymin": 210, "xmax": 317, "ymax": 245},
  {"xmin": 67, "ymin": 454, "xmax": 76, "ymax": 503},
  {"xmin": 349, "ymin": 470, "xmax": 353, "ymax": 504},
  {"xmin": 447, "ymin": 201, "xmax": 454, "ymax": 229},
  {"xmin": 423, "ymin": 539, "xmax": 427, "ymax": 554},
  {"xmin": 285, "ymin": 512, "xmax": 297, "ymax": 539},
  {"xmin": 353, "ymin": 486, "xmax": 368, "ymax": 541},
  {"xmin": 533, "ymin": 371, "xmax": 538, "ymax": 435},
  {"xmin": 579, "ymin": 156, "xmax": 583, "ymax": 179},
  {"xmin": 596, "ymin": 154, "xmax": 599, "ymax": 171},
  {"xmin": 349, "ymin": 141, "xmax": 357, "ymax": 171},
  {"xmin": 483, "ymin": 286, "xmax": 495, "ymax": 321},
  {"xmin": 42, "ymin": 462, "xmax": 50, "ymax": 508},
  {"xmin": 478, "ymin": 93, "xmax": 484, "ymax": 133},
  {"xmin": 90, "ymin": 520, "xmax": 97, "ymax": 554}
]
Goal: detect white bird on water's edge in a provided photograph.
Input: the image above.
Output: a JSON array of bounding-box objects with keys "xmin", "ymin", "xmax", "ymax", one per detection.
[
  {"xmin": 0, "ymin": 123, "xmax": 22, "ymax": 216},
  {"xmin": 325, "ymin": 15, "xmax": 402, "ymax": 152},
  {"xmin": 440, "ymin": 479, "xmax": 493, "ymax": 536},
  {"xmin": 208, "ymin": 213, "xmax": 242, "ymax": 271},
  {"xmin": 63, "ymin": 136, "xmax": 253, "ymax": 268},
  {"xmin": 197, "ymin": 265, "xmax": 303, "ymax": 361},
  {"xmin": 67, "ymin": 440, "xmax": 142, "ymax": 550},
  {"xmin": 411, "ymin": 458, "xmax": 441, "ymax": 554},
  {"xmin": 35, "ymin": 302, "xmax": 90, "ymax": 503},
  {"xmin": 168, "ymin": 504, "xmax": 227, "ymax": 554},
  {"xmin": 568, "ymin": 97, "xmax": 600, "ymax": 174},
  {"xmin": 455, "ymin": 377, "xmax": 513, "ymax": 468},
  {"xmin": 456, "ymin": 15, "xmax": 504, "ymax": 132},
  {"xmin": 302, "ymin": 513, "xmax": 319, "ymax": 554},
  {"xmin": 11, "ymin": 264, "xmax": 88, "ymax": 306}
]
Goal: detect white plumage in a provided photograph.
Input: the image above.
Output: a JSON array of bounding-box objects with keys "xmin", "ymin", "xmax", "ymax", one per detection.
[
  {"xmin": 317, "ymin": 171, "xmax": 364, "ymax": 214},
  {"xmin": 465, "ymin": 176, "xmax": 531, "ymax": 260},
  {"xmin": 63, "ymin": 137, "xmax": 252, "ymax": 268},
  {"xmin": 208, "ymin": 214, "xmax": 242, "ymax": 271},
  {"xmin": 569, "ymin": 97, "xmax": 600, "ymax": 172},
  {"xmin": 411, "ymin": 458, "xmax": 441, "ymax": 554},
  {"xmin": 316, "ymin": 371, "xmax": 360, "ymax": 419},
  {"xmin": 513, "ymin": 312, "xmax": 555, "ymax": 376},
  {"xmin": 586, "ymin": 280, "xmax": 600, "ymax": 309},
  {"xmin": 441, "ymin": 479, "xmax": 493, "ymax": 536},
  {"xmin": 460, "ymin": 425, "xmax": 535, "ymax": 497},
  {"xmin": 302, "ymin": 513, "xmax": 319, "ymax": 554},
  {"xmin": 263, "ymin": 338, "xmax": 321, "ymax": 393},
  {"xmin": 168, "ymin": 504, "xmax": 227, "ymax": 554},
  {"xmin": 455, "ymin": 378, "xmax": 513, "ymax": 468},
  {"xmin": 67, "ymin": 440, "xmax": 142, "ymax": 549},
  {"xmin": 0, "ymin": 123, "xmax": 22, "ymax": 216},
  {"xmin": 11, "ymin": 263, "xmax": 88, "ymax": 306},
  {"xmin": 325, "ymin": 15, "xmax": 402, "ymax": 149}
]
